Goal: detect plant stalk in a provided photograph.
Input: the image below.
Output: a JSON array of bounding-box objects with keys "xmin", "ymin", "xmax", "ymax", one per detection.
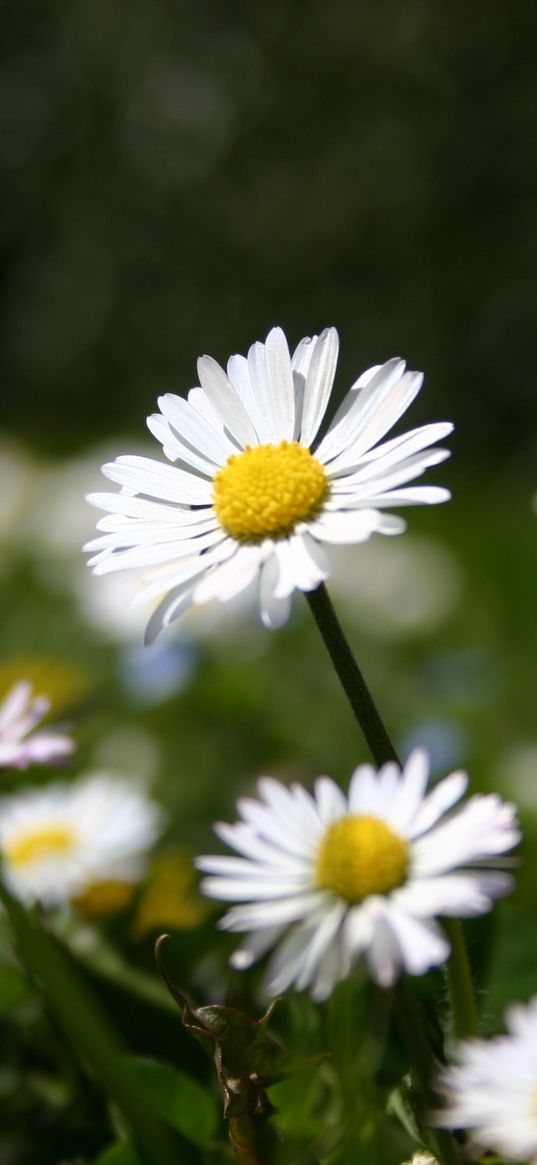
[{"xmin": 306, "ymin": 583, "xmax": 399, "ymax": 766}]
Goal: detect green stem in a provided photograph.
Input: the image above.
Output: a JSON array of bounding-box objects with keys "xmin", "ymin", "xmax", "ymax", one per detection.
[
  {"xmin": 305, "ymin": 584, "xmax": 399, "ymax": 767},
  {"xmin": 444, "ymin": 918, "xmax": 479, "ymax": 1039}
]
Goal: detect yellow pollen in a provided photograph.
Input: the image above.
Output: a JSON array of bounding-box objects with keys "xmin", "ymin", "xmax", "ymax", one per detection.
[
  {"xmin": 6, "ymin": 824, "xmax": 75, "ymax": 868},
  {"xmin": 212, "ymin": 441, "xmax": 327, "ymax": 542},
  {"xmin": 316, "ymin": 815, "xmax": 409, "ymax": 904}
]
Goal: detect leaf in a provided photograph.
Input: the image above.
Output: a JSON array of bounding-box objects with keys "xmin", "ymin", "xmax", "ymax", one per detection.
[
  {"xmin": 95, "ymin": 1140, "xmax": 142, "ymax": 1165},
  {"xmin": 0, "ymin": 964, "xmax": 33, "ymax": 1015},
  {"xmin": 127, "ymin": 1057, "xmax": 218, "ymax": 1147}
]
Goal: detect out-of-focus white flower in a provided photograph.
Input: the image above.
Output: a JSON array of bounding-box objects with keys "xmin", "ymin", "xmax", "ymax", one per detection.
[
  {"xmin": 197, "ymin": 750, "xmax": 519, "ymax": 1000},
  {"xmin": 436, "ymin": 997, "xmax": 537, "ymax": 1163},
  {"xmin": 0, "ymin": 772, "xmax": 162, "ymax": 905},
  {"xmin": 86, "ymin": 327, "xmax": 452, "ymax": 642},
  {"xmin": 328, "ymin": 535, "xmax": 463, "ymax": 638},
  {"xmin": 0, "ymin": 681, "xmax": 75, "ymax": 771}
]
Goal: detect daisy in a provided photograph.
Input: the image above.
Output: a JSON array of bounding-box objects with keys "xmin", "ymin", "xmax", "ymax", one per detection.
[
  {"xmin": 0, "ymin": 680, "xmax": 75, "ymax": 771},
  {"xmin": 436, "ymin": 997, "xmax": 537, "ymax": 1163},
  {"xmin": 85, "ymin": 327, "xmax": 453, "ymax": 642},
  {"xmin": 0, "ymin": 772, "xmax": 162, "ymax": 906},
  {"xmin": 196, "ymin": 750, "xmax": 519, "ymax": 1000}
]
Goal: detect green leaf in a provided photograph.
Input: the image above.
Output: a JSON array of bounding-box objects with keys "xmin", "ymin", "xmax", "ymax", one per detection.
[
  {"xmin": 0, "ymin": 964, "xmax": 33, "ymax": 1015},
  {"xmin": 127, "ymin": 1057, "xmax": 218, "ymax": 1147},
  {"xmin": 95, "ymin": 1140, "xmax": 142, "ymax": 1165}
]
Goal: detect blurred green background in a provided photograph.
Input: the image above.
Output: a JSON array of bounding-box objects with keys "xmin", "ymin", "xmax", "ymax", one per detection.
[{"xmin": 1, "ymin": 2, "xmax": 536, "ymax": 1163}]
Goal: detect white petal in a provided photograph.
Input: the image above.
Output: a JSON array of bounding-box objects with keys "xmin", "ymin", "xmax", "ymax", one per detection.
[
  {"xmin": 86, "ymin": 492, "xmax": 178, "ymax": 520},
  {"xmin": 328, "ymin": 448, "xmax": 451, "ymax": 493},
  {"xmin": 259, "ymin": 553, "xmax": 292, "ymax": 629},
  {"xmin": 386, "ymin": 749, "xmax": 429, "ymax": 833},
  {"xmin": 308, "ymin": 509, "xmax": 382, "ymax": 544},
  {"xmin": 226, "ymin": 353, "xmax": 263, "ymax": 440},
  {"xmin": 273, "ymin": 533, "xmax": 330, "ymax": 597},
  {"xmin": 295, "ymin": 901, "xmax": 347, "ymax": 989},
  {"xmin": 158, "ymin": 393, "xmax": 237, "ymax": 463},
  {"xmin": 192, "ymin": 544, "xmax": 266, "ymax": 604},
  {"xmin": 412, "ymin": 795, "xmax": 520, "ymax": 877},
  {"xmin": 88, "ymin": 527, "xmax": 226, "ymax": 574},
  {"xmin": 230, "ymin": 925, "xmax": 286, "ymax": 970},
  {"xmin": 348, "ymin": 763, "xmax": 383, "ymax": 814},
  {"xmin": 264, "ymin": 326, "xmax": 296, "ymax": 442},
  {"xmin": 144, "ymin": 584, "xmax": 195, "ymax": 644},
  {"xmin": 352, "ymin": 486, "xmax": 451, "ymax": 508},
  {"xmin": 354, "ymin": 421, "xmax": 454, "ymax": 469},
  {"xmin": 315, "ymin": 358, "xmax": 407, "ymax": 463},
  {"xmin": 383, "ymin": 901, "xmax": 450, "ymax": 976},
  {"xmin": 146, "ymin": 413, "xmax": 221, "ymax": 473},
  {"xmin": 214, "ymin": 821, "xmax": 308, "ymax": 870},
  {"xmin": 219, "ymin": 892, "xmax": 326, "ymax": 931},
  {"xmin": 314, "ymin": 776, "xmax": 347, "ymax": 825},
  {"xmin": 299, "ymin": 327, "xmax": 339, "ymax": 447},
  {"xmin": 396, "ymin": 872, "xmax": 514, "ymax": 918},
  {"xmin": 324, "ymin": 369, "xmax": 424, "ymax": 469},
  {"xmin": 101, "ymin": 455, "xmax": 213, "ymax": 505},
  {"xmin": 410, "ymin": 771, "xmax": 468, "ymax": 838},
  {"xmin": 265, "ymin": 926, "xmax": 315, "ymax": 995},
  {"xmin": 247, "ymin": 341, "xmax": 279, "ymax": 443},
  {"xmin": 364, "ymin": 906, "xmax": 402, "ymax": 987},
  {"xmin": 196, "ymin": 355, "xmax": 259, "ymax": 446}
]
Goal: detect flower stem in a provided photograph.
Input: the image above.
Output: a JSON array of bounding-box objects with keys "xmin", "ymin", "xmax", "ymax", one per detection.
[
  {"xmin": 305, "ymin": 583, "xmax": 399, "ymax": 766},
  {"xmin": 444, "ymin": 919, "xmax": 479, "ymax": 1039}
]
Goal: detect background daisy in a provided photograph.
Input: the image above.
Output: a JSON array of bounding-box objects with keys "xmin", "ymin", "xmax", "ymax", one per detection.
[
  {"xmin": 0, "ymin": 680, "xmax": 75, "ymax": 771},
  {"xmin": 436, "ymin": 997, "xmax": 537, "ymax": 1163},
  {"xmin": 0, "ymin": 772, "xmax": 162, "ymax": 906},
  {"xmin": 197, "ymin": 749, "xmax": 519, "ymax": 999},
  {"xmin": 86, "ymin": 327, "xmax": 453, "ymax": 641}
]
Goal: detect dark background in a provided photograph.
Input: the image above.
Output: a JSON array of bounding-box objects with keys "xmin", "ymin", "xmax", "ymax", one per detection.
[{"xmin": 1, "ymin": 0, "xmax": 536, "ymax": 465}]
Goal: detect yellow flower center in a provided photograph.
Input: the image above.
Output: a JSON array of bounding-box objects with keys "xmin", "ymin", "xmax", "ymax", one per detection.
[
  {"xmin": 212, "ymin": 441, "xmax": 327, "ymax": 542},
  {"xmin": 316, "ymin": 815, "xmax": 409, "ymax": 904},
  {"xmin": 5, "ymin": 824, "xmax": 75, "ymax": 868}
]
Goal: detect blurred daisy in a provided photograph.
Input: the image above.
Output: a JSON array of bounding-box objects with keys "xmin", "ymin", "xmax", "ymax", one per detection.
[
  {"xmin": 436, "ymin": 997, "xmax": 537, "ymax": 1163},
  {"xmin": 85, "ymin": 327, "xmax": 453, "ymax": 642},
  {"xmin": 197, "ymin": 750, "xmax": 519, "ymax": 1000},
  {"xmin": 0, "ymin": 772, "xmax": 162, "ymax": 906},
  {"xmin": 0, "ymin": 681, "xmax": 75, "ymax": 771}
]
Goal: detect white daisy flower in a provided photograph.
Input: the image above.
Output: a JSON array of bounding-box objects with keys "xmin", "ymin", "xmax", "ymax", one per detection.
[
  {"xmin": 85, "ymin": 327, "xmax": 453, "ymax": 642},
  {"xmin": 196, "ymin": 750, "xmax": 519, "ymax": 1000},
  {"xmin": 0, "ymin": 772, "xmax": 162, "ymax": 906},
  {"xmin": 436, "ymin": 997, "xmax": 537, "ymax": 1163},
  {"xmin": 0, "ymin": 681, "xmax": 75, "ymax": 771}
]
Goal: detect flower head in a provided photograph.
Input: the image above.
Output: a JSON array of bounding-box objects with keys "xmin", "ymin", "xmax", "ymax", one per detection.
[
  {"xmin": 0, "ymin": 681, "xmax": 75, "ymax": 771},
  {"xmin": 436, "ymin": 997, "xmax": 537, "ymax": 1163},
  {"xmin": 0, "ymin": 772, "xmax": 162, "ymax": 906},
  {"xmin": 85, "ymin": 327, "xmax": 453, "ymax": 641},
  {"xmin": 197, "ymin": 750, "xmax": 519, "ymax": 1000}
]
